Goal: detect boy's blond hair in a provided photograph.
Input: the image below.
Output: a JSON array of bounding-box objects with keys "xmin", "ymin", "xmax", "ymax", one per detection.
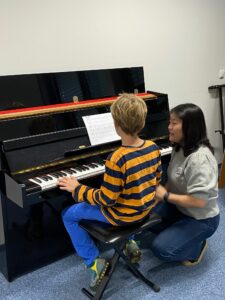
[{"xmin": 110, "ymin": 93, "xmax": 147, "ymax": 135}]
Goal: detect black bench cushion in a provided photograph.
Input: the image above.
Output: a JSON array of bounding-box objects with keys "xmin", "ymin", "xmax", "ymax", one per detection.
[{"xmin": 79, "ymin": 213, "xmax": 161, "ymax": 244}]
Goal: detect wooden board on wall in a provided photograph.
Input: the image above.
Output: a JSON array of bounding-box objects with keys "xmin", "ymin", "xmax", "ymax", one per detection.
[{"xmin": 219, "ymin": 151, "xmax": 225, "ymax": 189}]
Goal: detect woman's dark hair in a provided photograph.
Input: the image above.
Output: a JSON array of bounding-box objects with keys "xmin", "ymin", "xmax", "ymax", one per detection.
[{"xmin": 171, "ymin": 103, "xmax": 214, "ymax": 156}]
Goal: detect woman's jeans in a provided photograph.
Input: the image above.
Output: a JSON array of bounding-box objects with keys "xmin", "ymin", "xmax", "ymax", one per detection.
[
  {"xmin": 150, "ymin": 202, "xmax": 220, "ymax": 262},
  {"xmin": 62, "ymin": 202, "xmax": 110, "ymax": 267}
]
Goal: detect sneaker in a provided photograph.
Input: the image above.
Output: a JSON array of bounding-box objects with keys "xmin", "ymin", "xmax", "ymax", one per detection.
[
  {"xmin": 123, "ymin": 239, "xmax": 141, "ymax": 264},
  {"xmin": 182, "ymin": 240, "xmax": 208, "ymax": 267},
  {"xmin": 88, "ymin": 258, "xmax": 110, "ymax": 291}
]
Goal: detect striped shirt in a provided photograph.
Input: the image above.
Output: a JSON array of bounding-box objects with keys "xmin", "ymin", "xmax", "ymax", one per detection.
[{"xmin": 73, "ymin": 140, "xmax": 162, "ymax": 225}]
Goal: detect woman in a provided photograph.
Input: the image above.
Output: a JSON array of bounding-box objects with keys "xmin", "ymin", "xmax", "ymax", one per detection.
[{"xmin": 151, "ymin": 103, "xmax": 220, "ymax": 266}]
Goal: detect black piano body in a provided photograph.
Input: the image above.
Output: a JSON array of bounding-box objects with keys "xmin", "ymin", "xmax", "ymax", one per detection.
[{"xmin": 0, "ymin": 68, "xmax": 171, "ymax": 281}]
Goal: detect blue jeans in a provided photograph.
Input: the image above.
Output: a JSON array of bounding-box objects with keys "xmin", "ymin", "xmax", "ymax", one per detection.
[
  {"xmin": 62, "ymin": 202, "xmax": 110, "ymax": 266},
  {"xmin": 150, "ymin": 202, "xmax": 220, "ymax": 262}
]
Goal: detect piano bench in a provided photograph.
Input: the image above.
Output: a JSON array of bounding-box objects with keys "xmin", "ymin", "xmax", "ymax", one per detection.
[{"xmin": 79, "ymin": 212, "xmax": 162, "ymax": 300}]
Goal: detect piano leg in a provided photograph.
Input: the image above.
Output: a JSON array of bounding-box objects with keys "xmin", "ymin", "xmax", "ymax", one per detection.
[{"xmin": 0, "ymin": 192, "xmax": 8, "ymax": 280}]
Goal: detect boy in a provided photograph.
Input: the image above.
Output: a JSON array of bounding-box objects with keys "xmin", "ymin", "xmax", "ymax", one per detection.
[{"xmin": 58, "ymin": 93, "xmax": 162, "ymax": 290}]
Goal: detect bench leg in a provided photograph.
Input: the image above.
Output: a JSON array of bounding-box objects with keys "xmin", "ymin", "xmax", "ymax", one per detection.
[
  {"xmin": 82, "ymin": 242, "xmax": 160, "ymax": 299},
  {"xmin": 116, "ymin": 246, "xmax": 160, "ymax": 292}
]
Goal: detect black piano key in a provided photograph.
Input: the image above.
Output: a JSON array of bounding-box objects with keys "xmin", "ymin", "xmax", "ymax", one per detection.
[
  {"xmin": 55, "ymin": 172, "xmax": 63, "ymax": 177},
  {"xmin": 92, "ymin": 163, "xmax": 100, "ymax": 168},
  {"xmin": 39, "ymin": 176, "xmax": 49, "ymax": 181},
  {"xmin": 79, "ymin": 165, "xmax": 88, "ymax": 171},
  {"xmin": 87, "ymin": 163, "xmax": 96, "ymax": 169},
  {"xmin": 64, "ymin": 169, "xmax": 74, "ymax": 175},
  {"xmin": 73, "ymin": 167, "xmax": 83, "ymax": 172},
  {"xmin": 50, "ymin": 173, "xmax": 60, "ymax": 178},
  {"xmin": 83, "ymin": 165, "xmax": 91, "ymax": 170},
  {"xmin": 58, "ymin": 171, "xmax": 67, "ymax": 176},
  {"xmin": 32, "ymin": 178, "xmax": 42, "ymax": 183}
]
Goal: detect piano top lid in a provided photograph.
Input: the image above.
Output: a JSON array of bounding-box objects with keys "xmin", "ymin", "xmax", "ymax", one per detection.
[{"xmin": 0, "ymin": 93, "xmax": 156, "ymax": 121}]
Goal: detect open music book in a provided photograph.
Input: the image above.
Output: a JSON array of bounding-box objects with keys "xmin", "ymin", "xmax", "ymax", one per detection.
[{"xmin": 82, "ymin": 113, "xmax": 121, "ymax": 146}]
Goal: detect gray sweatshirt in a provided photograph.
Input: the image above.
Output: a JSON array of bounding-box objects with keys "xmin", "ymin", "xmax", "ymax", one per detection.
[{"xmin": 167, "ymin": 146, "xmax": 219, "ymax": 220}]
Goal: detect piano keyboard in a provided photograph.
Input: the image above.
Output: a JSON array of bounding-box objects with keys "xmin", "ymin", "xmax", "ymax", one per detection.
[
  {"xmin": 29, "ymin": 162, "xmax": 105, "ymax": 191},
  {"xmin": 28, "ymin": 146, "xmax": 172, "ymax": 192},
  {"xmin": 160, "ymin": 145, "xmax": 172, "ymax": 156}
]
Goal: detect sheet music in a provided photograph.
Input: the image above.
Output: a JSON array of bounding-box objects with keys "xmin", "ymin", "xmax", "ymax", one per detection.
[{"xmin": 82, "ymin": 113, "xmax": 121, "ymax": 146}]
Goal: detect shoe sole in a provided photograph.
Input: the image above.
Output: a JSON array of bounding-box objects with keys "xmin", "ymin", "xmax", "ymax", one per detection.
[
  {"xmin": 90, "ymin": 262, "xmax": 110, "ymax": 291},
  {"xmin": 182, "ymin": 241, "xmax": 208, "ymax": 267}
]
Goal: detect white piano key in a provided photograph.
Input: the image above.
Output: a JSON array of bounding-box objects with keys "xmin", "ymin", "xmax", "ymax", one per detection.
[
  {"xmin": 160, "ymin": 146, "xmax": 172, "ymax": 156},
  {"xmin": 28, "ymin": 162, "xmax": 105, "ymax": 191},
  {"xmin": 29, "ymin": 177, "xmax": 56, "ymax": 190}
]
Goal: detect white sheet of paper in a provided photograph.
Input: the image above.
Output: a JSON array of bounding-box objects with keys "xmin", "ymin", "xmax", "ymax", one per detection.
[{"xmin": 82, "ymin": 113, "xmax": 121, "ymax": 145}]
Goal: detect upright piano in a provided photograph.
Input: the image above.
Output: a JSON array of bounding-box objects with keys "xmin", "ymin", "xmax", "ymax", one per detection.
[{"xmin": 0, "ymin": 67, "xmax": 171, "ymax": 281}]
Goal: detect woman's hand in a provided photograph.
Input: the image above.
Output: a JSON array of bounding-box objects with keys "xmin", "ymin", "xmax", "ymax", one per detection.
[
  {"xmin": 155, "ymin": 184, "xmax": 168, "ymax": 201},
  {"xmin": 58, "ymin": 176, "xmax": 80, "ymax": 193},
  {"xmin": 156, "ymin": 184, "xmax": 207, "ymax": 208}
]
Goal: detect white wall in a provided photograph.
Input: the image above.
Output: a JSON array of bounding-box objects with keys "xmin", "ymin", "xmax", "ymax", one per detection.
[{"xmin": 1, "ymin": 0, "xmax": 225, "ymax": 162}]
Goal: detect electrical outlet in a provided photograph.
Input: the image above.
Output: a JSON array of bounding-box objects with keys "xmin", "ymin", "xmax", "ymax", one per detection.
[{"xmin": 218, "ymin": 69, "xmax": 225, "ymax": 79}]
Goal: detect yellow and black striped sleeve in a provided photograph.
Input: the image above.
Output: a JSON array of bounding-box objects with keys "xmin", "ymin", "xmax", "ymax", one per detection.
[
  {"xmin": 156, "ymin": 150, "xmax": 162, "ymax": 184},
  {"xmin": 73, "ymin": 159, "xmax": 124, "ymax": 206}
]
